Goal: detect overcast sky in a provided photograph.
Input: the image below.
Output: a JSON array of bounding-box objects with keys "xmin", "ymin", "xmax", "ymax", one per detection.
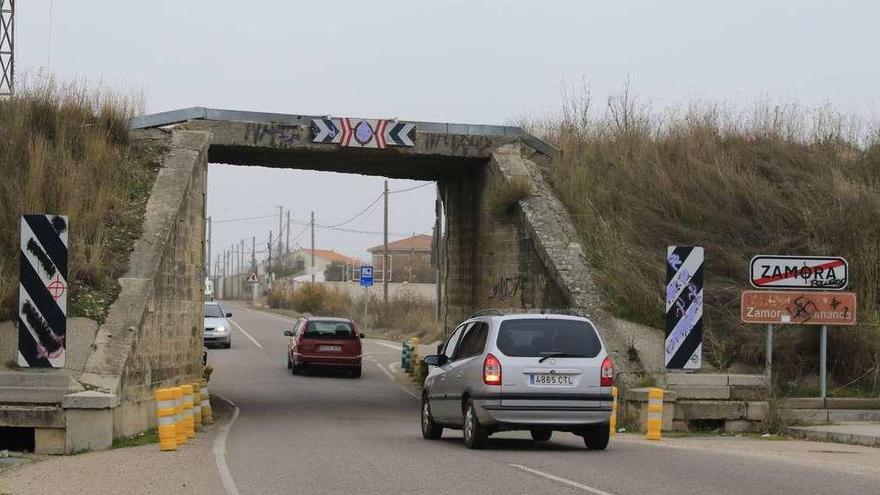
[{"xmin": 15, "ymin": 1, "xmax": 880, "ymax": 267}]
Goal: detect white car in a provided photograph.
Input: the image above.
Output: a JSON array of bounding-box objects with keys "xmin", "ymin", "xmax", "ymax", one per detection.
[
  {"xmin": 204, "ymin": 301, "xmax": 232, "ymax": 348},
  {"xmin": 421, "ymin": 311, "xmax": 613, "ymax": 450}
]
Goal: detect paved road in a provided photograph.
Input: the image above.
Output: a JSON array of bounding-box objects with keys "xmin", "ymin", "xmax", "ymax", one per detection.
[{"xmin": 210, "ymin": 302, "xmax": 880, "ymax": 495}]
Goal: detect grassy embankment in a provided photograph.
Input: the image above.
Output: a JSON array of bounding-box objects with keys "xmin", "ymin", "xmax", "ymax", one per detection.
[
  {"xmin": 0, "ymin": 79, "xmax": 160, "ymax": 325},
  {"xmin": 267, "ymin": 283, "xmax": 442, "ymax": 343},
  {"xmin": 534, "ymin": 87, "xmax": 880, "ymax": 395}
]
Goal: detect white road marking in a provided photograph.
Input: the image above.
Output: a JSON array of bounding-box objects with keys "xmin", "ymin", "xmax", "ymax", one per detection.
[
  {"xmin": 229, "ymin": 319, "xmax": 264, "ymax": 349},
  {"xmin": 252, "ymin": 310, "xmax": 299, "ymax": 324},
  {"xmin": 369, "ymin": 340, "xmax": 402, "ymax": 350},
  {"xmin": 508, "ymin": 464, "xmax": 616, "ymax": 495},
  {"xmin": 213, "ymin": 394, "xmax": 241, "ymax": 495},
  {"xmin": 375, "ymin": 362, "xmax": 419, "ymax": 399}
]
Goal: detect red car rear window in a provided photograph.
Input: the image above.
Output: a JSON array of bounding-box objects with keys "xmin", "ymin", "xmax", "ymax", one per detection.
[{"xmin": 303, "ymin": 321, "xmax": 355, "ymax": 339}]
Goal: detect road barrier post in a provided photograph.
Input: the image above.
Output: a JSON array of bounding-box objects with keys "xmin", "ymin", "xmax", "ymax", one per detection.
[
  {"xmin": 408, "ymin": 337, "xmax": 420, "ymax": 377},
  {"xmin": 200, "ymin": 380, "xmax": 214, "ymax": 425},
  {"xmin": 172, "ymin": 386, "xmax": 187, "ymax": 445},
  {"xmin": 154, "ymin": 388, "xmax": 177, "ymax": 451},
  {"xmin": 610, "ymin": 386, "xmax": 618, "ymax": 437},
  {"xmin": 401, "ymin": 342, "xmax": 411, "ymax": 372},
  {"xmin": 646, "ymin": 388, "xmax": 663, "ymax": 441},
  {"xmin": 191, "ymin": 382, "xmax": 202, "ymax": 431},
  {"xmin": 182, "ymin": 384, "xmax": 195, "ymax": 439}
]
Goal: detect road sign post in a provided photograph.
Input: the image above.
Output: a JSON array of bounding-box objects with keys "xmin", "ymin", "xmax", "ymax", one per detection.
[
  {"xmin": 742, "ymin": 254, "xmax": 856, "ymax": 399},
  {"xmin": 360, "ymin": 266, "xmax": 374, "ymax": 333}
]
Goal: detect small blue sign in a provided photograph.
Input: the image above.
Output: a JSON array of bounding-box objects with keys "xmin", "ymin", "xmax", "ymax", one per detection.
[{"xmin": 360, "ymin": 266, "xmax": 374, "ymax": 287}]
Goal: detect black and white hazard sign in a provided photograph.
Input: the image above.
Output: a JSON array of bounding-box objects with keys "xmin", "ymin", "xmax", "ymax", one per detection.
[
  {"xmin": 665, "ymin": 246, "xmax": 703, "ymax": 370},
  {"xmin": 18, "ymin": 214, "xmax": 68, "ymax": 368}
]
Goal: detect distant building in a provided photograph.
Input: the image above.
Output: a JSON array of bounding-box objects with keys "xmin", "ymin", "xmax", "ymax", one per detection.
[
  {"xmin": 368, "ymin": 234, "xmax": 434, "ymax": 283},
  {"xmin": 281, "ymin": 248, "xmax": 361, "ymax": 280}
]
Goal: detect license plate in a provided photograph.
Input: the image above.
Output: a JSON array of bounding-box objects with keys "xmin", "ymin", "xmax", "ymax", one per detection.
[
  {"xmin": 529, "ymin": 374, "xmax": 574, "ymax": 386},
  {"xmin": 319, "ymin": 345, "xmax": 341, "ymax": 352}
]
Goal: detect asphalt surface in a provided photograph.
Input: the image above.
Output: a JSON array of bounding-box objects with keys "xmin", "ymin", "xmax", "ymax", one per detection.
[{"xmin": 209, "ymin": 301, "xmax": 880, "ymax": 495}]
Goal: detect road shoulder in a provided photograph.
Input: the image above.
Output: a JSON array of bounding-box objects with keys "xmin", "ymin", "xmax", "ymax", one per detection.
[{"xmin": 0, "ymin": 399, "xmax": 233, "ymax": 495}]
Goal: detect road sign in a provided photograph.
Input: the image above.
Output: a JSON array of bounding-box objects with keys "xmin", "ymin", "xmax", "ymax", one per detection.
[
  {"xmin": 311, "ymin": 117, "xmax": 416, "ymax": 148},
  {"xmin": 360, "ymin": 266, "xmax": 374, "ymax": 287},
  {"xmin": 665, "ymin": 246, "xmax": 703, "ymax": 370},
  {"xmin": 18, "ymin": 214, "xmax": 68, "ymax": 368},
  {"xmin": 247, "ymin": 272, "xmax": 259, "ymax": 284},
  {"xmin": 741, "ymin": 290, "xmax": 857, "ymax": 326},
  {"xmin": 749, "ymin": 255, "xmax": 848, "ymax": 290}
]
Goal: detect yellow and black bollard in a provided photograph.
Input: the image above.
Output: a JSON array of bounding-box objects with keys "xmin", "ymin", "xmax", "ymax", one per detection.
[
  {"xmin": 154, "ymin": 388, "xmax": 177, "ymax": 451},
  {"xmin": 646, "ymin": 387, "xmax": 663, "ymax": 441}
]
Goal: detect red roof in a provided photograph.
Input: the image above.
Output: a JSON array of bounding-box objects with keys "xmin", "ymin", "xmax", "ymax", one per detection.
[{"xmin": 368, "ymin": 234, "xmax": 433, "ymax": 253}]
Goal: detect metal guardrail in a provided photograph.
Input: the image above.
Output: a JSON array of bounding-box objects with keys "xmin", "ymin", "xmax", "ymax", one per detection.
[{"xmin": 129, "ymin": 107, "xmax": 556, "ymax": 156}]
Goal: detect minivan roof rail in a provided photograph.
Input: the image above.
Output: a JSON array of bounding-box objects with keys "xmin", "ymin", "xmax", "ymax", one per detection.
[{"xmin": 467, "ymin": 308, "xmax": 585, "ymax": 319}]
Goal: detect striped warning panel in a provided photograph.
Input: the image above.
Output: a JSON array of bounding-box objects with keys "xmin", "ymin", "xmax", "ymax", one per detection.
[
  {"xmin": 665, "ymin": 246, "xmax": 703, "ymax": 370},
  {"xmin": 18, "ymin": 214, "xmax": 68, "ymax": 368}
]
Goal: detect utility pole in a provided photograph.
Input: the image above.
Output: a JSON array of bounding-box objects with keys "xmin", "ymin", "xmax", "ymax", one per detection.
[
  {"xmin": 383, "ymin": 180, "xmax": 389, "ymax": 310},
  {"xmin": 240, "ymin": 239, "xmax": 245, "ymax": 300},
  {"xmin": 206, "ymin": 216, "xmax": 212, "ymax": 278},
  {"xmin": 286, "ymin": 210, "xmax": 291, "ymax": 259},
  {"xmin": 223, "ymin": 250, "xmax": 228, "ymax": 299},
  {"xmin": 310, "ymin": 211, "xmax": 316, "ymax": 283},
  {"xmin": 267, "ymin": 231, "xmax": 273, "ymax": 289},
  {"xmin": 251, "ymin": 236, "xmax": 256, "ymax": 273},
  {"xmin": 278, "ymin": 206, "xmax": 284, "ymax": 265}
]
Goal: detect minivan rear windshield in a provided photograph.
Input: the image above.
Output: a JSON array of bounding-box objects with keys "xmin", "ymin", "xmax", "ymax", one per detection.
[
  {"xmin": 303, "ymin": 321, "xmax": 355, "ymax": 339},
  {"xmin": 496, "ymin": 319, "xmax": 601, "ymax": 358}
]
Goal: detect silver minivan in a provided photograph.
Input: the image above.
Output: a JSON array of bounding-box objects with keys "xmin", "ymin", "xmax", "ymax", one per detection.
[{"xmin": 421, "ymin": 312, "xmax": 613, "ymax": 450}]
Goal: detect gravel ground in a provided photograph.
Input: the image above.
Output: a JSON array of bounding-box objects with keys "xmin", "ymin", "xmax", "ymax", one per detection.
[{"xmin": 0, "ymin": 401, "xmax": 231, "ymax": 495}]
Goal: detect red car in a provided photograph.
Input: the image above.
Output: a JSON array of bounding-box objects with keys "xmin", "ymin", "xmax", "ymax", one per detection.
[{"xmin": 285, "ymin": 316, "xmax": 365, "ymax": 377}]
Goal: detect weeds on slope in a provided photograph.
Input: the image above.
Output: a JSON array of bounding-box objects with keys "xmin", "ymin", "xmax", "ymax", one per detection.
[
  {"xmin": 0, "ymin": 76, "xmax": 159, "ymax": 323},
  {"xmin": 531, "ymin": 84, "xmax": 880, "ymax": 392}
]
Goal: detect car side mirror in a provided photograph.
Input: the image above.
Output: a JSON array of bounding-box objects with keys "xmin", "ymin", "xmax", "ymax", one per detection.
[
  {"xmin": 359, "ymin": 333, "xmax": 365, "ymax": 339},
  {"xmin": 283, "ymin": 330, "xmax": 293, "ymax": 337},
  {"xmin": 226, "ymin": 312, "xmax": 233, "ymax": 318},
  {"xmin": 423, "ymin": 355, "xmax": 447, "ymax": 367}
]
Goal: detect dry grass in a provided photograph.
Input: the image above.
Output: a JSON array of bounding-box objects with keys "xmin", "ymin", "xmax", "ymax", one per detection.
[
  {"xmin": 530, "ymin": 84, "xmax": 880, "ymax": 391},
  {"xmin": 268, "ymin": 283, "xmax": 442, "ymax": 342},
  {"xmin": 0, "ymin": 77, "xmax": 160, "ymax": 322}
]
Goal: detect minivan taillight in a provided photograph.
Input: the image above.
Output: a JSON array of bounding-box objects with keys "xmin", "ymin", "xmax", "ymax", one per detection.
[
  {"xmin": 483, "ymin": 354, "xmax": 502, "ymax": 385},
  {"xmin": 600, "ymin": 356, "xmax": 613, "ymax": 387}
]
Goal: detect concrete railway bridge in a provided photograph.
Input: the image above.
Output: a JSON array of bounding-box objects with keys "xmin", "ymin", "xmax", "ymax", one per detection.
[{"xmin": 0, "ymin": 108, "xmax": 633, "ymax": 453}]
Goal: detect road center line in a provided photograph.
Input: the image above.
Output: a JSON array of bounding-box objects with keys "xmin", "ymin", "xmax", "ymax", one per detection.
[
  {"xmin": 508, "ymin": 464, "xmax": 616, "ymax": 495},
  {"xmin": 213, "ymin": 394, "xmax": 241, "ymax": 495},
  {"xmin": 229, "ymin": 319, "xmax": 264, "ymax": 349}
]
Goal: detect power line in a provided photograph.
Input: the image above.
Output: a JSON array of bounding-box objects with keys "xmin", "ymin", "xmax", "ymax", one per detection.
[
  {"xmin": 323, "ymin": 192, "xmax": 384, "ymax": 228},
  {"xmin": 213, "ymin": 213, "xmax": 278, "ymax": 224},
  {"xmin": 389, "ymin": 182, "xmax": 433, "ymax": 194}
]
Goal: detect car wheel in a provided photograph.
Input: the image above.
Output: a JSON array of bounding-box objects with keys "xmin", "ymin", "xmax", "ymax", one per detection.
[
  {"xmin": 350, "ymin": 367, "xmax": 362, "ymax": 378},
  {"xmin": 582, "ymin": 422, "xmax": 610, "ymax": 450},
  {"xmin": 286, "ymin": 355, "xmax": 292, "ymax": 369},
  {"xmin": 462, "ymin": 400, "xmax": 488, "ymax": 449},
  {"xmin": 224, "ymin": 341, "xmax": 232, "ymax": 349},
  {"xmin": 421, "ymin": 396, "xmax": 443, "ymax": 440},
  {"xmin": 530, "ymin": 429, "xmax": 552, "ymax": 442},
  {"xmin": 291, "ymin": 361, "xmax": 301, "ymax": 375}
]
